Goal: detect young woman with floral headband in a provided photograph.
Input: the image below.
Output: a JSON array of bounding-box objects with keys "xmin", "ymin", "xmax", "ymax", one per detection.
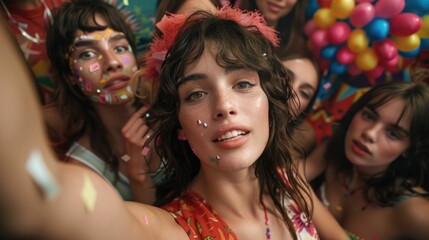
[{"xmin": 0, "ymin": 6, "xmax": 348, "ymax": 240}]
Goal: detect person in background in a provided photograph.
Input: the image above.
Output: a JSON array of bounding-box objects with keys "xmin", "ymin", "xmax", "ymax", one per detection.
[
  {"xmin": 279, "ymin": 50, "xmax": 321, "ymax": 159},
  {"xmin": 155, "ymin": 0, "xmax": 220, "ymax": 22},
  {"xmin": 45, "ymin": 0, "xmax": 159, "ymax": 203},
  {"xmin": 240, "ymin": 0, "xmax": 307, "ymax": 55},
  {"xmin": 305, "ymin": 81, "xmax": 429, "ymax": 239},
  {"xmin": 0, "ymin": 7, "xmax": 349, "ymax": 240}
]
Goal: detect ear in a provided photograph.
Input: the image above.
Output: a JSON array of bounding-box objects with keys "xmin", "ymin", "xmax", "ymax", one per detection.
[{"xmin": 177, "ymin": 129, "xmax": 187, "ymax": 141}]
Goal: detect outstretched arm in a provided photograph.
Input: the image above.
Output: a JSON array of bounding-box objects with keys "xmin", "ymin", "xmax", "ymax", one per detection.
[{"xmin": 0, "ymin": 18, "xmax": 184, "ymax": 240}]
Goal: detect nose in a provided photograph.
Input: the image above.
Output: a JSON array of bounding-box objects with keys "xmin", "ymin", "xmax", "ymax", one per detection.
[
  {"xmin": 102, "ymin": 51, "xmax": 122, "ymax": 72},
  {"xmin": 361, "ymin": 124, "xmax": 378, "ymax": 143},
  {"xmin": 212, "ymin": 91, "xmax": 237, "ymax": 119}
]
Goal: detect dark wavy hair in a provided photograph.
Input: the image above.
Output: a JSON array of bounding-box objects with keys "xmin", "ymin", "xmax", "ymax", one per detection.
[
  {"xmin": 326, "ymin": 81, "xmax": 429, "ymax": 206},
  {"xmin": 46, "ymin": 0, "xmax": 136, "ymax": 176},
  {"xmin": 145, "ymin": 10, "xmax": 311, "ymax": 240}
]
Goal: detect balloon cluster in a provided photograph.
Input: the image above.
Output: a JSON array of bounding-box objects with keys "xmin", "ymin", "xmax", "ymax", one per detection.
[{"xmin": 305, "ymin": 0, "xmax": 429, "ymax": 79}]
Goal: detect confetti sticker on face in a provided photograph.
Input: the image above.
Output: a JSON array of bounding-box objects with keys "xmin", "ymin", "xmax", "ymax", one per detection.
[
  {"xmin": 209, "ymin": 156, "xmax": 220, "ymax": 166},
  {"xmin": 26, "ymin": 149, "xmax": 60, "ymax": 200},
  {"xmin": 85, "ymin": 82, "xmax": 94, "ymax": 92},
  {"xmin": 98, "ymin": 55, "xmax": 103, "ymax": 61},
  {"xmin": 141, "ymin": 147, "xmax": 150, "ymax": 156},
  {"xmin": 122, "ymin": 55, "xmax": 131, "ymax": 65},
  {"xmin": 89, "ymin": 62, "xmax": 100, "ymax": 72},
  {"xmin": 81, "ymin": 174, "xmax": 97, "ymax": 213}
]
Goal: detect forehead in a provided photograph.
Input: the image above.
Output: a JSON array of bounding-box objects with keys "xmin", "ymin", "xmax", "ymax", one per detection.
[
  {"xmin": 282, "ymin": 58, "xmax": 318, "ymax": 84},
  {"xmin": 369, "ymin": 97, "xmax": 412, "ymax": 129}
]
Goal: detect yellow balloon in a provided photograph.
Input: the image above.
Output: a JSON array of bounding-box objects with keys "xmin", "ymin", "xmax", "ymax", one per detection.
[
  {"xmin": 347, "ymin": 29, "xmax": 369, "ymax": 53},
  {"xmin": 313, "ymin": 8, "xmax": 336, "ymax": 29},
  {"xmin": 331, "ymin": 0, "xmax": 355, "ymax": 19},
  {"xmin": 395, "ymin": 34, "xmax": 421, "ymax": 52},
  {"xmin": 355, "ymin": 48, "xmax": 378, "ymax": 71},
  {"xmin": 418, "ymin": 15, "xmax": 429, "ymax": 38}
]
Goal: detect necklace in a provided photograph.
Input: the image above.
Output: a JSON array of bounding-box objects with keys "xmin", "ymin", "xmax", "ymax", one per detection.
[
  {"xmin": 261, "ymin": 197, "xmax": 271, "ymax": 240},
  {"xmin": 0, "ymin": 0, "xmax": 53, "ymax": 43}
]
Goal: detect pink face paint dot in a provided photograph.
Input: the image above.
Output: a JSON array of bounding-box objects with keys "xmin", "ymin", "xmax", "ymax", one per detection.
[{"xmin": 141, "ymin": 147, "xmax": 150, "ymax": 156}]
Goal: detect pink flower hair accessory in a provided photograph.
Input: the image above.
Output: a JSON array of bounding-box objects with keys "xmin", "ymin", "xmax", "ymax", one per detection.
[{"xmin": 143, "ymin": 6, "xmax": 279, "ymax": 85}]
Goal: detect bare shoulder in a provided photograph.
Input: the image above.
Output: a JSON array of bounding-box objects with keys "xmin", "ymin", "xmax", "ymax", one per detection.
[
  {"xmin": 394, "ymin": 191, "xmax": 429, "ymax": 238},
  {"xmin": 125, "ymin": 202, "xmax": 189, "ymax": 240}
]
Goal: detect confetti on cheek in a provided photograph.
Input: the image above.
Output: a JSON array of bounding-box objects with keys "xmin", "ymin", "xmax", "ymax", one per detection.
[
  {"xmin": 81, "ymin": 174, "xmax": 97, "ymax": 213},
  {"xmin": 209, "ymin": 156, "xmax": 220, "ymax": 166},
  {"xmin": 26, "ymin": 150, "xmax": 60, "ymax": 199},
  {"xmin": 144, "ymin": 216, "xmax": 149, "ymax": 225},
  {"xmin": 98, "ymin": 55, "xmax": 103, "ymax": 61},
  {"xmin": 99, "ymin": 77, "xmax": 107, "ymax": 84},
  {"xmin": 89, "ymin": 62, "xmax": 100, "ymax": 72},
  {"xmin": 85, "ymin": 82, "xmax": 93, "ymax": 92},
  {"xmin": 122, "ymin": 56, "xmax": 131, "ymax": 65},
  {"xmin": 141, "ymin": 147, "xmax": 150, "ymax": 156}
]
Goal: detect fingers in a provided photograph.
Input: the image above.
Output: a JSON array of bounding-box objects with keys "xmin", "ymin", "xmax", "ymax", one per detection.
[{"xmin": 122, "ymin": 105, "xmax": 149, "ymax": 133}]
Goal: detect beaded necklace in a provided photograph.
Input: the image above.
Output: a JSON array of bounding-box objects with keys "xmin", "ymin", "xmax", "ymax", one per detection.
[
  {"xmin": 0, "ymin": 0, "xmax": 53, "ymax": 43},
  {"xmin": 261, "ymin": 197, "xmax": 271, "ymax": 240}
]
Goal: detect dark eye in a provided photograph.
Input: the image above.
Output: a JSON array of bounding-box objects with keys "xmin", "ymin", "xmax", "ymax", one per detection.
[
  {"xmin": 299, "ymin": 90, "xmax": 311, "ymax": 100},
  {"xmin": 235, "ymin": 81, "xmax": 254, "ymax": 89},
  {"xmin": 79, "ymin": 51, "xmax": 96, "ymax": 59},
  {"xmin": 186, "ymin": 91, "xmax": 206, "ymax": 101},
  {"xmin": 115, "ymin": 45, "xmax": 128, "ymax": 53},
  {"xmin": 362, "ymin": 110, "xmax": 376, "ymax": 121},
  {"xmin": 386, "ymin": 129, "xmax": 400, "ymax": 140}
]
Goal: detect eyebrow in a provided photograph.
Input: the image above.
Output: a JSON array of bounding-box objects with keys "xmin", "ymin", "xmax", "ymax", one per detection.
[
  {"xmin": 72, "ymin": 34, "xmax": 127, "ymax": 48},
  {"xmin": 300, "ymin": 83, "xmax": 316, "ymax": 91},
  {"xmin": 366, "ymin": 106, "xmax": 410, "ymax": 136}
]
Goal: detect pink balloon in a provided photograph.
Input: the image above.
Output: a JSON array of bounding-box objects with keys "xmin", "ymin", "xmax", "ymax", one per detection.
[
  {"xmin": 304, "ymin": 20, "xmax": 317, "ymax": 37},
  {"xmin": 350, "ymin": 3, "xmax": 375, "ymax": 28},
  {"xmin": 311, "ymin": 29, "xmax": 330, "ymax": 48},
  {"xmin": 373, "ymin": 39, "xmax": 398, "ymax": 60},
  {"xmin": 390, "ymin": 13, "xmax": 423, "ymax": 37},
  {"xmin": 328, "ymin": 22, "xmax": 351, "ymax": 45},
  {"xmin": 374, "ymin": 0, "xmax": 405, "ymax": 19},
  {"xmin": 365, "ymin": 65, "xmax": 384, "ymax": 79},
  {"xmin": 356, "ymin": 0, "xmax": 374, "ymax": 2},
  {"xmin": 382, "ymin": 54, "xmax": 399, "ymax": 69},
  {"xmin": 336, "ymin": 46, "xmax": 356, "ymax": 64}
]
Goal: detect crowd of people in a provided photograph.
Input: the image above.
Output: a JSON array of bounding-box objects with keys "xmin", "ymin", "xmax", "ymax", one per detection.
[{"xmin": 1, "ymin": 0, "xmax": 428, "ymax": 239}]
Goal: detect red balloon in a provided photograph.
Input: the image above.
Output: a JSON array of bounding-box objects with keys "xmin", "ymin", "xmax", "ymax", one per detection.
[
  {"xmin": 373, "ymin": 39, "xmax": 398, "ymax": 61},
  {"xmin": 365, "ymin": 65, "xmax": 384, "ymax": 79},
  {"xmin": 311, "ymin": 29, "xmax": 330, "ymax": 48},
  {"xmin": 317, "ymin": 0, "xmax": 332, "ymax": 8},
  {"xmin": 350, "ymin": 3, "xmax": 375, "ymax": 28},
  {"xmin": 328, "ymin": 22, "xmax": 351, "ymax": 45},
  {"xmin": 336, "ymin": 46, "xmax": 356, "ymax": 64},
  {"xmin": 382, "ymin": 54, "xmax": 399, "ymax": 69},
  {"xmin": 390, "ymin": 13, "xmax": 423, "ymax": 37}
]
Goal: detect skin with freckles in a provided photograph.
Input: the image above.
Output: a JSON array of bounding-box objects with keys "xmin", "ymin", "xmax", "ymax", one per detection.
[
  {"xmin": 69, "ymin": 25, "xmax": 137, "ymax": 105},
  {"xmin": 178, "ymin": 46, "xmax": 269, "ymax": 171}
]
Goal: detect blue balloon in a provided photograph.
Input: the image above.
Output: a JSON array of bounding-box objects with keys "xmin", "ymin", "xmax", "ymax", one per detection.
[
  {"xmin": 404, "ymin": 0, "xmax": 429, "ymax": 16},
  {"xmin": 364, "ymin": 18, "xmax": 389, "ymax": 41},
  {"xmin": 399, "ymin": 45, "xmax": 421, "ymax": 58},
  {"xmin": 421, "ymin": 38, "xmax": 429, "ymax": 49},
  {"xmin": 330, "ymin": 61, "xmax": 347, "ymax": 74},
  {"xmin": 321, "ymin": 45, "xmax": 338, "ymax": 60}
]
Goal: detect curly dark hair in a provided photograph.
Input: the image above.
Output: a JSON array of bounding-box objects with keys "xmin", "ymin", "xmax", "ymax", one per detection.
[
  {"xmin": 326, "ymin": 81, "xmax": 429, "ymax": 206},
  {"xmin": 145, "ymin": 10, "xmax": 312, "ymax": 240}
]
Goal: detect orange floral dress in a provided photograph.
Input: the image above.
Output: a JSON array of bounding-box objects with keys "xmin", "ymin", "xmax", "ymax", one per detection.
[{"xmin": 162, "ymin": 191, "xmax": 319, "ymax": 240}]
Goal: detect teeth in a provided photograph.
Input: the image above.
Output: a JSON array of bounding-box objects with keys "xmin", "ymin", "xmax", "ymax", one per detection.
[{"xmin": 217, "ymin": 130, "xmax": 245, "ymax": 141}]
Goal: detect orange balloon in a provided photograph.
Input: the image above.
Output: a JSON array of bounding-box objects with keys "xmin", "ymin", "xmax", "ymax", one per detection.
[
  {"xmin": 347, "ymin": 29, "xmax": 369, "ymax": 53},
  {"xmin": 355, "ymin": 48, "xmax": 378, "ymax": 71},
  {"xmin": 313, "ymin": 8, "xmax": 336, "ymax": 29},
  {"xmin": 394, "ymin": 34, "xmax": 421, "ymax": 52},
  {"xmin": 331, "ymin": 0, "xmax": 355, "ymax": 19}
]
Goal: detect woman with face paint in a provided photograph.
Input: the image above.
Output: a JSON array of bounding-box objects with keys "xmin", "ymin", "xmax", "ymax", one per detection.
[
  {"xmin": 304, "ymin": 82, "xmax": 429, "ymax": 239},
  {"xmin": 0, "ymin": 6, "xmax": 350, "ymax": 240},
  {"xmin": 45, "ymin": 0, "xmax": 160, "ymax": 204}
]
